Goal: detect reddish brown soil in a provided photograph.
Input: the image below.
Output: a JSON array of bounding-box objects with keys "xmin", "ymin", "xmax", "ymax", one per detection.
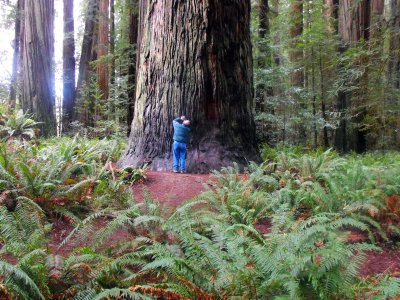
[
  {"xmin": 131, "ymin": 171, "xmax": 213, "ymax": 207},
  {"xmin": 48, "ymin": 171, "xmax": 400, "ymax": 278},
  {"xmin": 361, "ymin": 248, "xmax": 400, "ymax": 277}
]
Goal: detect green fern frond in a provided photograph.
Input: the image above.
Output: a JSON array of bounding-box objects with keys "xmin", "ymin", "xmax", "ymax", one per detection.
[
  {"xmin": 0, "ymin": 260, "xmax": 45, "ymax": 300},
  {"xmin": 93, "ymin": 287, "xmax": 151, "ymax": 300}
]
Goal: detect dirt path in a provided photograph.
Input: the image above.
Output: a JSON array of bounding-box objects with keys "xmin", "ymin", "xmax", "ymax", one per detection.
[{"xmin": 51, "ymin": 171, "xmax": 400, "ymax": 278}]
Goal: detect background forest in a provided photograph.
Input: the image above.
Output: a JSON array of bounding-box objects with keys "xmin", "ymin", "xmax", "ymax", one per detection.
[
  {"xmin": 0, "ymin": 0, "xmax": 398, "ymax": 152},
  {"xmin": 0, "ymin": 0, "xmax": 399, "ymax": 299}
]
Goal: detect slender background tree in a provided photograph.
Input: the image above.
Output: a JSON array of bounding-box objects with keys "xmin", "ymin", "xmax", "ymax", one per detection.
[{"xmin": 63, "ymin": 0, "xmax": 76, "ymax": 127}]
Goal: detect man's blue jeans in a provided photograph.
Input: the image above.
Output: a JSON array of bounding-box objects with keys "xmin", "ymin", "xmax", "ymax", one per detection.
[{"xmin": 173, "ymin": 141, "xmax": 187, "ymax": 172}]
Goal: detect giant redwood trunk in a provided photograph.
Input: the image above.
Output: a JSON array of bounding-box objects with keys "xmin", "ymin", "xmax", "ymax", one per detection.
[
  {"xmin": 63, "ymin": 0, "xmax": 76, "ymax": 126},
  {"xmin": 119, "ymin": 0, "xmax": 260, "ymax": 173},
  {"xmin": 20, "ymin": 0, "xmax": 56, "ymax": 136}
]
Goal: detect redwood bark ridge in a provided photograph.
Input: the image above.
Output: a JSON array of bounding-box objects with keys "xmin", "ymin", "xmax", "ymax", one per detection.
[
  {"xmin": 20, "ymin": 0, "xmax": 56, "ymax": 136},
  {"xmin": 120, "ymin": 0, "xmax": 260, "ymax": 173}
]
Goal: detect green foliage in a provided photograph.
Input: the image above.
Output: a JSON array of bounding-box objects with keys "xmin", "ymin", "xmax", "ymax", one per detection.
[
  {"xmin": 0, "ymin": 137, "xmax": 129, "ymax": 219},
  {"xmin": 251, "ymin": 0, "xmax": 400, "ymax": 150},
  {"xmin": 0, "ymin": 137, "xmax": 398, "ymax": 299},
  {"xmin": 57, "ymin": 149, "xmax": 400, "ymax": 299},
  {"xmin": 355, "ymin": 275, "xmax": 400, "ymax": 299},
  {"xmin": 0, "ymin": 199, "xmax": 50, "ymax": 299},
  {"xmin": 0, "ymin": 109, "xmax": 41, "ymax": 140},
  {"xmin": 72, "ymin": 0, "xmax": 137, "ymax": 137}
]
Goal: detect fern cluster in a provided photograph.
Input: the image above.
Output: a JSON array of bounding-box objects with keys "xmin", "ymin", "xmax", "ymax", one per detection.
[
  {"xmin": 0, "ymin": 137, "xmax": 130, "ymax": 218},
  {"xmin": 60, "ymin": 179, "xmax": 398, "ymax": 299},
  {"xmin": 1, "ymin": 139, "xmax": 400, "ymax": 299},
  {"xmin": 0, "ymin": 198, "xmax": 51, "ymax": 299}
]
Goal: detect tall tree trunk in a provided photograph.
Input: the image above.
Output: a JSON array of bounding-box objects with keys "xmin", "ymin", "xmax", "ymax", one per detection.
[
  {"xmin": 97, "ymin": 0, "xmax": 109, "ymax": 100},
  {"xmin": 320, "ymin": 0, "xmax": 335, "ymax": 148},
  {"xmin": 9, "ymin": 0, "xmax": 23, "ymax": 110},
  {"xmin": 335, "ymin": 0, "xmax": 371, "ymax": 152},
  {"xmin": 255, "ymin": 0, "xmax": 276, "ymax": 145},
  {"xmin": 319, "ymin": 47, "xmax": 329, "ymax": 148},
  {"xmin": 289, "ymin": 0, "xmax": 305, "ymax": 144},
  {"xmin": 333, "ymin": 0, "xmax": 347, "ymax": 152},
  {"xmin": 120, "ymin": 0, "xmax": 260, "ymax": 173},
  {"xmin": 109, "ymin": 0, "xmax": 115, "ymax": 99},
  {"xmin": 63, "ymin": 0, "xmax": 76, "ymax": 127},
  {"xmin": 255, "ymin": 0, "xmax": 270, "ymax": 114},
  {"xmin": 354, "ymin": 0, "xmax": 370, "ymax": 153},
  {"xmin": 76, "ymin": 0, "xmax": 98, "ymax": 105},
  {"xmin": 20, "ymin": 0, "xmax": 56, "ymax": 136},
  {"xmin": 127, "ymin": 0, "xmax": 139, "ymax": 134},
  {"xmin": 387, "ymin": 0, "xmax": 400, "ymax": 145}
]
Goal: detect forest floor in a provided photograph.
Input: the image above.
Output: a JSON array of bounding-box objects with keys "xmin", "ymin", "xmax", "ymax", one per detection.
[{"xmin": 51, "ymin": 171, "xmax": 400, "ymax": 278}]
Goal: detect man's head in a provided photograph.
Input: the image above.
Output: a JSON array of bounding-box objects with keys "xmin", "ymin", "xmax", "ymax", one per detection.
[{"xmin": 183, "ymin": 120, "xmax": 191, "ymax": 126}]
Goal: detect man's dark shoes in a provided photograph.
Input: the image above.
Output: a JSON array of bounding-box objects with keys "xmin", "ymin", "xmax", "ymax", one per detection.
[{"xmin": 173, "ymin": 169, "xmax": 179, "ymax": 173}]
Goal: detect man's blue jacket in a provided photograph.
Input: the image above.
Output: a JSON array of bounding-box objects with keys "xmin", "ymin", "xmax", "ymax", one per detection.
[{"xmin": 173, "ymin": 118, "xmax": 191, "ymax": 144}]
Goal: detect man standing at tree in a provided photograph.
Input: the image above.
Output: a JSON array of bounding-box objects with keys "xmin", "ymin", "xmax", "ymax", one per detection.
[{"xmin": 172, "ymin": 116, "xmax": 191, "ymax": 173}]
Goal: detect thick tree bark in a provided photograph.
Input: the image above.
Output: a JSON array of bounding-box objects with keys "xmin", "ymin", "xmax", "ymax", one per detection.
[
  {"xmin": 97, "ymin": 0, "xmax": 109, "ymax": 100},
  {"xmin": 127, "ymin": 0, "xmax": 139, "ymax": 134},
  {"xmin": 63, "ymin": 0, "xmax": 76, "ymax": 126},
  {"xmin": 120, "ymin": 0, "xmax": 260, "ymax": 173},
  {"xmin": 9, "ymin": 0, "xmax": 23, "ymax": 110},
  {"xmin": 20, "ymin": 0, "xmax": 56, "ymax": 136}
]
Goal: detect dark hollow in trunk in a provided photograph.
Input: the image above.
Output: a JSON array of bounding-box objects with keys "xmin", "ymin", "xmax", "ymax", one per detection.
[{"xmin": 119, "ymin": 0, "xmax": 260, "ymax": 173}]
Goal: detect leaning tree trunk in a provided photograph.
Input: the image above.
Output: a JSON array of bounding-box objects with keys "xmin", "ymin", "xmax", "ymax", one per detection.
[
  {"xmin": 20, "ymin": 0, "xmax": 56, "ymax": 136},
  {"xmin": 120, "ymin": 0, "xmax": 260, "ymax": 173},
  {"xmin": 63, "ymin": 0, "xmax": 76, "ymax": 127}
]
